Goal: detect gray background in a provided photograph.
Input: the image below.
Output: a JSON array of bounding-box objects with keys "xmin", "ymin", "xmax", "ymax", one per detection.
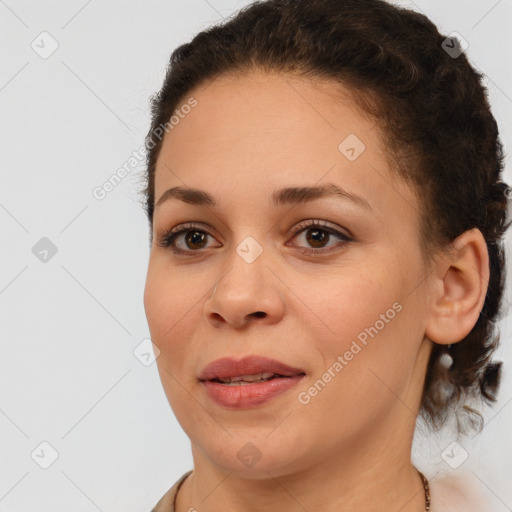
[{"xmin": 0, "ymin": 0, "xmax": 511, "ymax": 510}]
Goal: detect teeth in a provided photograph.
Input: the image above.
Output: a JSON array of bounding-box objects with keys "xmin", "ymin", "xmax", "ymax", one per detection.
[{"xmin": 219, "ymin": 372, "xmax": 277, "ymax": 384}]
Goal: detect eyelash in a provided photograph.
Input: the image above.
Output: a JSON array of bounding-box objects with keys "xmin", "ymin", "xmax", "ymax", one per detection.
[{"xmin": 155, "ymin": 220, "xmax": 352, "ymax": 256}]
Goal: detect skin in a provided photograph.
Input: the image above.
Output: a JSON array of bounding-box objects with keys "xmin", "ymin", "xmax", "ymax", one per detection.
[{"xmin": 143, "ymin": 70, "xmax": 489, "ymax": 512}]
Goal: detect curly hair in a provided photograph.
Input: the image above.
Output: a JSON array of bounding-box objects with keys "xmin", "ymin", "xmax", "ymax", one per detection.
[{"xmin": 139, "ymin": 0, "xmax": 510, "ymax": 434}]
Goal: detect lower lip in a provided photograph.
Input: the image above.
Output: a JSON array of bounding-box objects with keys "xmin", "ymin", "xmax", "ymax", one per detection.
[{"xmin": 201, "ymin": 375, "xmax": 305, "ymax": 409}]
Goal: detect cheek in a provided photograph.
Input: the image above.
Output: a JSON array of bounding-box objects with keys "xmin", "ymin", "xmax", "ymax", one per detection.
[
  {"xmin": 312, "ymin": 269, "xmax": 399, "ymax": 346},
  {"xmin": 143, "ymin": 268, "xmax": 169, "ymax": 340},
  {"xmin": 302, "ymin": 268, "xmax": 413, "ymax": 397},
  {"xmin": 302, "ymin": 269, "xmax": 424, "ymax": 423},
  {"xmin": 143, "ymin": 263, "xmax": 201, "ymax": 351},
  {"xmin": 294, "ymin": 306, "xmax": 412, "ymax": 446},
  {"xmin": 143, "ymin": 266, "xmax": 204, "ymax": 414}
]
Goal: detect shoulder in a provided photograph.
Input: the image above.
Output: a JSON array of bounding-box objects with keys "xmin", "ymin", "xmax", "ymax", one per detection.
[
  {"xmin": 429, "ymin": 471, "xmax": 490, "ymax": 512},
  {"xmin": 151, "ymin": 470, "xmax": 193, "ymax": 512}
]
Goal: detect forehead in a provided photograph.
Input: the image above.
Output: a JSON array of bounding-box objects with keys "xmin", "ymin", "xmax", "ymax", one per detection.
[
  {"xmin": 160, "ymin": 70, "xmax": 376, "ymax": 157},
  {"xmin": 154, "ymin": 70, "xmax": 419, "ymax": 223}
]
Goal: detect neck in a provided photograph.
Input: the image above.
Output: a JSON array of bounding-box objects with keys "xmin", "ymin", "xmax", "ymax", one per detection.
[{"xmin": 176, "ymin": 415, "xmax": 426, "ymax": 512}]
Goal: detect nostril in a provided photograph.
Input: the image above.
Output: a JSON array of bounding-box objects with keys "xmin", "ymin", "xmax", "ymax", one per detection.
[{"xmin": 252, "ymin": 311, "xmax": 266, "ymax": 318}]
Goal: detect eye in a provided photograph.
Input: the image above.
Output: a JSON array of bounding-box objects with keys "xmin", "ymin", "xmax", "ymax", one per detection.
[
  {"xmin": 287, "ymin": 219, "xmax": 352, "ymax": 255},
  {"xmin": 155, "ymin": 219, "xmax": 352, "ymax": 256},
  {"xmin": 155, "ymin": 222, "xmax": 218, "ymax": 255}
]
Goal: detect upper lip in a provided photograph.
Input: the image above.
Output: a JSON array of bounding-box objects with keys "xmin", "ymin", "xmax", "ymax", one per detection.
[{"xmin": 198, "ymin": 355, "xmax": 306, "ymax": 381}]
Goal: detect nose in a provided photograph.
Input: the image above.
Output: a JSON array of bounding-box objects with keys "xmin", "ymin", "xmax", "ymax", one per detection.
[{"xmin": 203, "ymin": 248, "xmax": 285, "ymax": 330}]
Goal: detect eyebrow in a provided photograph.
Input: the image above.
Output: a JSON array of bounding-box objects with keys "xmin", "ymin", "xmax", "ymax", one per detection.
[{"xmin": 154, "ymin": 183, "xmax": 372, "ymax": 211}]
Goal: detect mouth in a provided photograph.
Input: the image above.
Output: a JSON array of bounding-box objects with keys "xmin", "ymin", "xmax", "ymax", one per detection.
[
  {"xmin": 207, "ymin": 372, "xmax": 301, "ymax": 385},
  {"xmin": 198, "ymin": 355, "xmax": 306, "ymax": 408},
  {"xmin": 198, "ymin": 355, "xmax": 306, "ymax": 383}
]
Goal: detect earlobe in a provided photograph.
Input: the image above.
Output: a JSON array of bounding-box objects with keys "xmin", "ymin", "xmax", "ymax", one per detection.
[{"xmin": 425, "ymin": 228, "xmax": 489, "ymax": 346}]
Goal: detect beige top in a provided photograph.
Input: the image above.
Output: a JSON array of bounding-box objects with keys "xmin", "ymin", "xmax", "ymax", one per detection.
[
  {"xmin": 150, "ymin": 470, "xmax": 491, "ymax": 511},
  {"xmin": 151, "ymin": 470, "xmax": 193, "ymax": 512}
]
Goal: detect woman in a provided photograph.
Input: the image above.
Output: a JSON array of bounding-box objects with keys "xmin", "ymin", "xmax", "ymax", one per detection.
[{"xmin": 140, "ymin": 0, "xmax": 509, "ymax": 510}]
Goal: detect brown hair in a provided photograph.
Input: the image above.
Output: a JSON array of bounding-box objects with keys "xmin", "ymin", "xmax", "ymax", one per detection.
[{"xmin": 139, "ymin": 0, "xmax": 510, "ymax": 434}]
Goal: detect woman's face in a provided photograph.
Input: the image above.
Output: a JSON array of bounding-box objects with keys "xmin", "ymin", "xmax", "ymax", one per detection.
[{"xmin": 144, "ymin": 71, "xmax": 433, "ymax": 478}]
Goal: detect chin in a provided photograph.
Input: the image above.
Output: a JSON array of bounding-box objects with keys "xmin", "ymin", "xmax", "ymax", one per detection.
[{"xmin": 194, "ymin": 433, "xmax": 315, "ymax": 480}]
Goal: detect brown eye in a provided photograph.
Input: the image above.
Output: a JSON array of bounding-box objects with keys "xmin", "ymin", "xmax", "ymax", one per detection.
[
  {"xmin": 288, "ymin": 219, "xmax": 352, "ymax": 255},
  {"xmin": 304, "ymin": 227, "xmax": 330, "ymax": 248},
  {"xmin": 183, "ymin": 230, "xmax": 208, "ymax": 250},
  {"xmin": 155, "ymin": 223, "xmax": 219, "ymax": 255}
]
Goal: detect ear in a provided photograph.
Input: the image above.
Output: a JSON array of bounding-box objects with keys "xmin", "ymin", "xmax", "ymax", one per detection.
[{"xmin": 425, "ymin": 228, "xmax": 489, "ymax": 345}]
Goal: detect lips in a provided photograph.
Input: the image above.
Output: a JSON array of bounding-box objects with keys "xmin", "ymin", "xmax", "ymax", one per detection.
[{"xmin": 198, "ymin": 355, "xmax": 306, "ymax": 382}]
